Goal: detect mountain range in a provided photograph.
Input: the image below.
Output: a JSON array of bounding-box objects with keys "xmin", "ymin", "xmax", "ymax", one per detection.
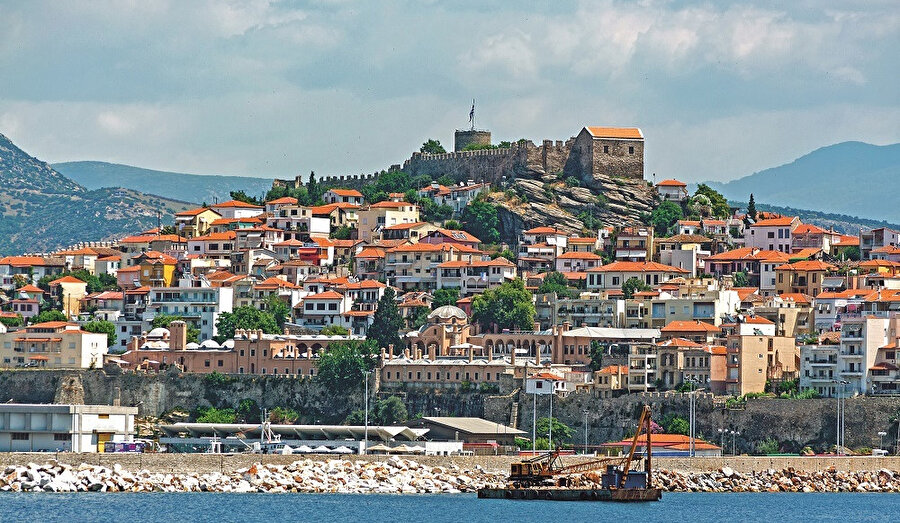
[
  {"xmin": 0, "ymin": 134, "xmax": 193, "ymax": 255},
  {"xmin": 704, "ymin": 141, "xmax": 900, "ymax": 223},
  {"xmin": 53, "ymin": 161, "xmax": 273, "ymax": 206}
]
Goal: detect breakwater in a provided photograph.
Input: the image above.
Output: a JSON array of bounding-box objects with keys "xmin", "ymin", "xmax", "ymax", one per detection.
[{"xmin": 2, "ymin": 457, "xmax": 899, "ymax": 494}]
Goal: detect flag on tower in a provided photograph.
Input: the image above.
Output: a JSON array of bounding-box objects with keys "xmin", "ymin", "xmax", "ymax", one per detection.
[{"xmin": 469, "ymin": 99, "xmax": 475, "ymax": 124}]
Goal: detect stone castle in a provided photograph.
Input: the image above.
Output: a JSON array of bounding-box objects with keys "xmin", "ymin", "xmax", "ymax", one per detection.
[{"xmin": 274, "ymin": 126, "xmax": 646, "ymax": 192}]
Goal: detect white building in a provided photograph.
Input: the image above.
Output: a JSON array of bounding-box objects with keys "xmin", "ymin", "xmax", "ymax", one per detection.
[
  {"xmin": 744, "ymin": 216, "xmax": 800, "ymax": 253},
  {"xmin": 799, "ymin": 344, "xmax": 839, "ymax": 397},
  {"xmin": 0, "ymin": 403, "xmax": 137, "ymax": 452},
  {"xmin": 143, "ymin": 286, "xmax": 234, "ymax": 341}
]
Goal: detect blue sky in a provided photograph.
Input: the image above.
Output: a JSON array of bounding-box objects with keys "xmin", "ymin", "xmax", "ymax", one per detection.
[{"xmin": 0, "ymin": 0, "xmax": 897, "ymax": 182}]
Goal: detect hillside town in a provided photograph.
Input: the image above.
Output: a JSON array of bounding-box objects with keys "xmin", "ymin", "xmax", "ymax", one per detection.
[{"xmin": 0, "ymin": 125, "xmax": 896, "ymax": 410}]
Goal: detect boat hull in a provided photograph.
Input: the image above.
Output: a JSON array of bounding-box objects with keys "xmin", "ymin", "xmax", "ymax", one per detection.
[{"xmin": 477, "ymin": 487, "xmax": 662, "ymax": 502}]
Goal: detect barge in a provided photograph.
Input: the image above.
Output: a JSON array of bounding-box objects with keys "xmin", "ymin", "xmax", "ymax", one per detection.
[{"xmin": 478, "ymin": 405, "xmax": 661, "ymax": 502}]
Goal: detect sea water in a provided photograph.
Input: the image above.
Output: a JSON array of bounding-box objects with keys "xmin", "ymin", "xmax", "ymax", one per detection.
[{"xmin": 2, "ymin": 492, "xmax": 898, "ymax": 522}]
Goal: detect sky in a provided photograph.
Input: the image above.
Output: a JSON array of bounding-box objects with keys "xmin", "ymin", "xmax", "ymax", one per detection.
[{"xmin": 0, "ymin": 0, "xmax": 897, "ymax": 183}]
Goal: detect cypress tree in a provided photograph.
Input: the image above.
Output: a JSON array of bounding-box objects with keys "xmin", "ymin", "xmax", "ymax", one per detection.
[
  {"xmin": 368, "ymin": 287, "xmax": 404, "ymax": 353},
  {"xmin": 747, "ymin": 193, "xmax": 757, "ymax": 221}
]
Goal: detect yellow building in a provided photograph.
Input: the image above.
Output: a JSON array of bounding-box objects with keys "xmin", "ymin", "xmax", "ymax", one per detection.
[
  {"xmin": 0, "ymin": 321, "xmax": 107, "ymax": 368},
  {"xmin": 48, "ymin": 276, "xmax": 88, "ymax": 319},
  {"xmin": 357, "ymin": 201, "xmax": 421, "ymax": 242},
  {"xmin": 174, "ymin": 207, "xmax": 222, "ymax": 239},
  {"xmin": 725, "ymin": 334, "xmax": 798, "ymax": 395},
  {"xmin": 774, "ymin": 260, "xmax": 836, "ymax": 297},
  {"xmin": 134, "ymin": 251, "xmax": 178, "ymax": 287}
]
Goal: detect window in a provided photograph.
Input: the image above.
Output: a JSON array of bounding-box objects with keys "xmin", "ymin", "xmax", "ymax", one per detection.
[
  {"xmin": 12, "ymin": 433, "xmax": 29, "ymax": 441},
  {"xmin": 628, "ymin": 146, "xmax": 634, "ymax": 154},
  {"xmin": 603, "ymin": 145, "xmax": 609, "ymax": 153},
  {"xmin": 54, "ymin": 433, "xmax": 70, "ymax": 441},
  {"xmin": 98, "ymin": 414, "xmax": 109, "ymax": 419},
  {"xmin": 218, "ymin": 360, "xmax": 224, "ymax": 367}
]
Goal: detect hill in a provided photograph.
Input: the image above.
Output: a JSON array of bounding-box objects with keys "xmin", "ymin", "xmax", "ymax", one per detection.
[
  {"xmin": 0, "ymin": 134, "xmax": 193, "ymax": 255},
  {"xmin": 706, "ymin": 141, "xmax": 900, "ymax": 223},
  {"xmin": 53, "ymin": 161, "xmax": 273, "ymax": 205}
]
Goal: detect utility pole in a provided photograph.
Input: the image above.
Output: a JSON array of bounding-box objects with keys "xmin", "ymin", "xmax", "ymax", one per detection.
[{"xmin": 363, "ymin": 370, "xmax": 370, "ymax": 455}]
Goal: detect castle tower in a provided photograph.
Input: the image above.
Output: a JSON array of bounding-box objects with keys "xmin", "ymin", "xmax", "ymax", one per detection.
[
  {"xmin": 454, "ymin": 130, "xmax": 491, "ymax": 152},
  {"xmin": 169, "ymin": 320, "xmax": 188, "ymax": 351}
]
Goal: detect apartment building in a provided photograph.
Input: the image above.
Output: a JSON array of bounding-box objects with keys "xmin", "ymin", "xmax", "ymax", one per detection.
[
  {"xmin": 615, "ymin": 227, "xmax": 654, "ymax": 262},
  {"xmin": 775, "ymin": 260, "xmax": 836, "ymax": 297},
  {"xmin": 143, "ymin": 286, "xmax": 234, "ymax": 341},
  {"xmin": 586, "ymin": 261, "xmax": 688, "ymax": 290},
  {"xmin": 357, "ymin": 201, "xmax": 420, "ymax": 242},
  {"xmin": 435, "ymin": 258, "xmax": 516, "ymax": 296},
  {"xmin": 0, "ymin": 321, "xmax": 107, "ymax": 369},
  {"xmin": 744, "ymin": 216, "xmax": 800, "ymax": 253}
]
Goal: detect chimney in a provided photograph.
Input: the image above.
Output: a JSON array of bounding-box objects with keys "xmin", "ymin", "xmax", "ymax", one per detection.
[
  {"xmin": 563, "ymin": 321, "xmax": 571, "ymax": 332},
  {"xmin": 380, "ymin": 347, "xmax": 387, "ymax": 361},
  {"xmin": 468, "ymin": 346, "xmax": 474, "ymax": 362},
  {"xmin": 510, "ymin": 346, "xmax": 516, "ymax": 366},
  {"xmin": 169, "ymin": 320, "xmax": 187, "ymax": 351},
  {"xmin": 415, "ymin": 348, "xmax": 422, "ymax": 360},
  {"xmin": 404, "ymin": 348, "xmax": 411, "ymax": 359},
  {"xmin": 388, "ymin": 344, "xmax": 394, "ymax": 356},
  {"xmin": 533, "ymin": 321, "xmax": 540, "ymax": 332},
  {"xmin": 428, "ymin": 344, "xmax": 437, "ymax": 361}
]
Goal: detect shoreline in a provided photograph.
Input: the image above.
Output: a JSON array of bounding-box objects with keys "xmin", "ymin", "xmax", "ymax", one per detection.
[{"xmin": 0, "ymin": 456, "xmax": 898, "ymax": 494}]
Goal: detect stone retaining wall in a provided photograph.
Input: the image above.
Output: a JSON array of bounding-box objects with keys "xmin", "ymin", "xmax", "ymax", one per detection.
[{"xmin": 1, "ymin": 453, "xmax": 897, "ymax": 475}]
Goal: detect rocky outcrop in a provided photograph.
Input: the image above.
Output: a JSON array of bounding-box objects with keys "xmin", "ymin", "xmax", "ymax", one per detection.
[
  {"xmin": 652, "ymin": 466, "xmax": 900, "ymax": 493},
  {"xmin": 0, "ymin": 457, "xmax": 506, "ymax": 494}
]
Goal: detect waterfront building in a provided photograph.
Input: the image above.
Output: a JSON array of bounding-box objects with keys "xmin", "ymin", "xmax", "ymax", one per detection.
[{"xmin": 0, "ymin": 403, "xmax": 136, "ymax": 452}]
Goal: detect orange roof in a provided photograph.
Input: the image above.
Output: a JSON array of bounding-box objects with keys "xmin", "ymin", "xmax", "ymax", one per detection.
[
  {"xmin": 776, "ymin": 260, "xmax": 836, "ymax": 271},
  {"xmin": 357, "ymin": 247, "xmax": 386, "ymax": 259},
  {"xmin": 557, "ymin": 251, "xmax": 601, "ymax": 260},
  {"xmin": 119, "ymin": 234, "xmax": 186, "ymax": 244},
  {"xmin": 327, "ymin": 188, "xmax": 363, "ymax": 197},
  {"xmin": 597, "ymin": 365, "xmax": 629, "ymax": 375},
  {"xmin": 266, "ymin": 197, "xmax": 298, "ymax": 205},
  {"xmin": 117, "ymin": 266, "xmax": 140, "ymax": 273},
  {"xmin": 529, "ymin": 372, "xmax": 564, "ymax": 381},
  {"xmin": 661, "ymin": 320, "xmax": 720, "ymax": 333},
  {"xmin": 305, "ymin": 290, "xmax": 344, "ymax": 300},
  {"xmin": 657, "ymin": 338, "xmax": 702, "ymax": 348},
  {"xmin": 731, "ymin": 287, "xmax": 760, "ymax": 301},
  {"xmin": 384, "ymin": 221, "xmax": 431, "ymax": 230},
  {"xmin": 834, "ymin": 235, "xmax": 860, "ymax": 246},
  {"xmin": 706, "ymin": 247, "xmax": 790, "ymax": 263},
  {"xmin": 524, "ymin": 226, "xmax": 563, "ymax": 235},
  {"xmin": 49, "ymin": 275, "xmax": 85, "ymax": 285},
  {"xmin": 865, "ymin": 289, "xmax": 900, "ymax": 303},
  {"xmin": 340, "ymin": 280, "xmax": 387, "ymax": 290},
  {"xmin": 752, "ymin": 217, "xmax": 797, "ymax": 227},
  {"xmin": 656, "ymin": 179, "xmax": 686, "ymax": 187},
  {"xmin": 742, "ymin": 316, "xmax": 774, "ymax": 325},
  {"xmin": 255, "ymin": 277, "xmax": 299, "ymax": 289},
  {"xmin": 777, "ymin": 293, "xmax": 812, "ymax": 305},
  {"xmin": 567, "ymin": 237, "xmax": 598, "ymax": 244},
  {"xmin": 273, "ymin": 239, "xmax": 306, "ymax": 247},
  {"xmin": 210, "ymin": 217, "xmax": 262, "ymax": 226},
  {"xmin": 17, "ymin": 284, "xmax": 44, "ymax": 293},
  {"xmin": 708, "ymin": 345, "xmax": 728, "ymax": 355},
  {"xmin": 175, "ymin": 207, "xmax": 213, "ymax": 217},
  {"xmin": 211, "ymin": 200, "xmax": 263, "ymax": 209},
  {"xmin": 791, "ymin": 248, "xmax": 822, "ymax": 260},
  {"xmin": 190, "ymin": 231, "xmax": 237, "ymax": 242},
  {"xmin": 369, "ymin": 201, "xmax": 414, "ymax": 209},
  {"xmin": 794, "ymin": 224, "xmax": 827, "ymax": 234},
  {"xmin": 343, "ymin": 310, "xmax": 375, "ymax": 317},
  {"xmin": 430, "ymin": 228, "xmax": 481, "ymax": 243},
  {"xmin": 27, "ymin": 321, "xmax": 74, "ymax": 329},
  {"xmin": 97, "ymin": 255, "xmax": 121, "ymax": 262},
  {"xmin": 309, "ymin": 203, "xmax": 360, "ymax": 214},
  {"xmin": 588, "ymin": 261, "xmax": 688, "ymax": 273},
  {"xmin": 585, "ymin": 127, "xmax": 643, "ymax": 139},
  {"xmin": 387, "ymin": 243, "xmax": 442, "ymax": 253}
]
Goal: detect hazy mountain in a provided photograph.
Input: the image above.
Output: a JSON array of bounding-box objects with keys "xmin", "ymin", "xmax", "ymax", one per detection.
[
  {"xmin": 705, "ymin": 141, "xmax": 900, "ymax": 223},
  {"xmin": 0, "ymin": 134, "xmax": 192, "ymax": 255},
  {"xmin": 53, "ymin": 161, "xmax": 273, "ymax": 205}
]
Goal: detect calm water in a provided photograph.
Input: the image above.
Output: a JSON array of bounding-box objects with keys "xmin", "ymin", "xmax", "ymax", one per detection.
[{"xmin": 2, "ymin": 492, "xmax": 899, "ymax": 522}]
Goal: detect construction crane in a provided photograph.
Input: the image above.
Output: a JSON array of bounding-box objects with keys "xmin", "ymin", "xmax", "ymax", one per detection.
[{"xmin": 508, "ymin": 405, "xmax": 654, "ymax": 489}]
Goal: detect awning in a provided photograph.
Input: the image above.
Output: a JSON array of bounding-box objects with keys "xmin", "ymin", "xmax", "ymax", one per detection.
[
  {"xmin": 108, "ymin": 358, "xmax": 131, "ymax": 365},
  {"xmin": 28, "ymin": 355, "xmax": 49, "ymax": 361}
]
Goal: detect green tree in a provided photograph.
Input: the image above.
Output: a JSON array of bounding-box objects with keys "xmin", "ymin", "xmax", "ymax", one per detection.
[
  {"xmin": 229, "ymin": 190, "xmax": 262, "ymax": 206},
  {"xmin": 265, "ymin": 295, "xmax": 291, "ymax": 330},
  {"xmin": 536, "ymin": 417, "xmax": 574, "ymax": 442},
  {"xmin": 622, "ymin": 277, "xmax": 652, "ymax": 299},
  {"xmin": 368, "ymin": 288, "xmax": 404, "ymax": 352},
  {"xmin": 650, "ymin": 201, "xmax": 683, "ymax": 235},
  {"xmin": 432, "ymin": 288, "xmax": 460, "ymax": 308},
  {"xmin": 236, "ymin": 398, "xmax": 261, "ymax": 423},
  {"xmin": 83, "ymin": 320, "xmax": 117, "ymax": 346},
  {"xmin": 694, "ymin": 184, "xmax": 731, "ymax": 218},
  {"xmin": 0, "ymin": 314, "xmax": 23, "ymax": 328},
  {"xmin": 492, "ymin": 249, "xmax": 516, "ymax": 263},
  {"xmin": 420, "ymin": 139, "xmax": 446, "ymax": 154},
  {"xmin": 538, "ymin": 272, "xmax": 571, "ymax": 297},
  {"xmin": 410, "ymin": 306, "xmax": 430, "ymax": 329},
  {"xmin": 662, "ymin": 414, "xmax": 689, "ymax": 435},
  {"xmin": 315, "ymin": 340, "xmax": 378, "ymax": 391},
  {"xmin": 472, "ymin": 279, "xmax": 535, "ymax": 332},
  {"xmin": 461, "ymin": 200, "xmax": 500, "ymax": 244},
  {"xmin": 196, "ymin": 406, "xmax": 237, "ymax": 424},
  {"xmin": 374, "ymin": 396, "xmax": 407, "ymax": 425},
  {"xmin": 588, "ymin": 340, "xmax": 605, "ymax": 371},
  {"xmin": 214, "ymin": 306, "xmax": 279, "ymax": 342},
  {"xmin": 269, "ymin": 407, "xmax": 301, "ymax": 424},
  {"xmin": 747, "ymin": 193, "xmax": 757, "ymax": 221},
  {"xmin": 443, "ymin": 220, "xmax": 463, "ymax": 230},
  {"xmin": 321, "ymin": 324, "xmax": 350, "ymax": 336},
  {"xmin": 841, "ymin": 246, "xmax": 861, "ymax": 261},
  {"xmin": 330, "ymin": 225, "xmax": 353, "ymax": 240},
  {"xmin": 756, "ymin": 437, "xmax": 779, "ymax": 455},
  {"xmin": 32, "ymin": 309, "xmax": 66, "ymax": 324},
  {"xmin": 732, "ymin": 271, "xmax": 750, "ymax": 287}
]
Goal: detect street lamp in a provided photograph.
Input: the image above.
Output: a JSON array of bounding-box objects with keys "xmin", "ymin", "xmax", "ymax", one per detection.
[
  {"xmin": 583, "ymin": 410, "xmax": 589, "ymax": 454},
  {"xmin": 718, "ymin": 428, "xmax": 727, "ymax": 453},
  {"xmin": 363, "ymin": 370, "xmax": 371, "ymax": 455},
  {"xmin": 730, "ymin": 430, "xmax": 740, "ymax": 456},
  {"xmin": 878, "ymin": 431, "xmax": 887, "ymax": 451},
  {"xmin": 832, "ymin": 379, "xmax": 849, "ymax": 455}
]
